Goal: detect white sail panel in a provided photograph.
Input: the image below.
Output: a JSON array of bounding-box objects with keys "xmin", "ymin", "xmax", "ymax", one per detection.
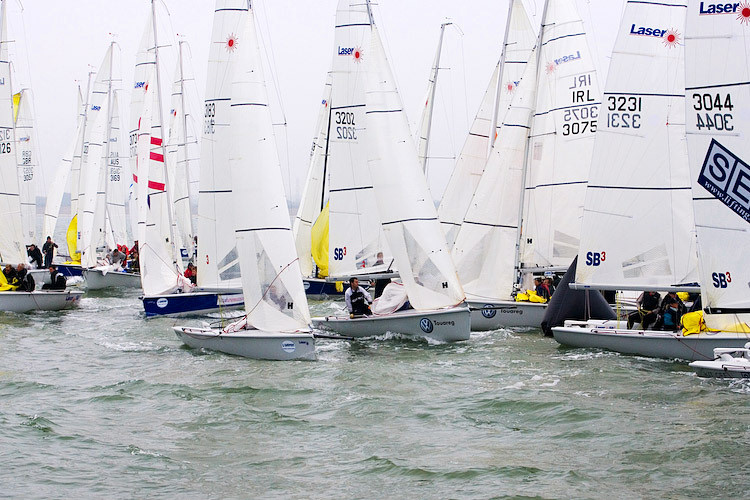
[
  {"xmin": 15, "ymin": 89, "xmax": 37, "ymax": 244},
  {"xmin": 452, "ymin": 48, "xmax": 539, "ymax": 301},
  {"xmin": 106, "ymin": 91, "xmax": 128, "ymax": 246},
  {"xmin": 326, "ymin": 0, "xmax": 391, "ymax": 277},
  {"xmin": 520, "ymin": 0, "xmax": 602, "ymax": 268},
  {"xmin": 79, "ymin": 44, "xmax": 117, "ymax": 268},
  {"xmin": 0, "ymin": 0, "xmax": 24, "ymax": 264},
  {"xmin": 230, "ymin": 8, "xmax": 311, "ymax": 331},
  {"xmin": 685, "ymin": 0, "xmax": 750, "ymax": 330},
  {"xmin": 575, "ymin": 1, "xmax": 696, "ymax": 290},
  {"xmin": 416, "ymin": 23, "xmax": 446, "ymax": 173},
  {"xmin": 366, "ymin": 27, "xmax": 465, "ymax": 310},
  {"xmin": 196, "ymin": 0, "xmax": 248, "ymax": 288},
  {"xmin": 167, "ymin": 40, "xmax": 199, "ymax": 260},
  {"xmin": 293, "ymin": 72, "xmax": 332, "ymax": 277},
  {"xmin": 438, "ymin": 0, "xmax": 535, "ymax": 246}
]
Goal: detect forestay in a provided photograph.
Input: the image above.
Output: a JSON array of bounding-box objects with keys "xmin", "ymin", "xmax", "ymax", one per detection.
[
  {"xmin": 0, "ymin": 0, "xmax": 24, "ymax": 264},
  {"xmin": 228, "ymin": 7, "xmax": 310, "ymax": 331},
  {"xmin": 438, "ymin": 0, "xmax": 535, "ymax": 247},
  {"xmin": 327, "ymin": 0, "xmax": 391, "ymax": 278},
  {"xmin": 520, "ymin": 0, "xmax": 602, "ymax": 269},
  {"xmin": 574, "ymin": 0, "xmax": 697, "ymax": 290},
  {"xmin": 451, "ymin": 47, "xmax": 539, "ymax": 301},
  {"xmin": 366, "ymin": 26, "xmax": 464, "ymax": 310},
  {"xmin": 292, "ymin": 71, "xmax": 332, "ymax": 278},
  {"xmin": 684, "ymin": 0, "xmax": 750, "ymax": 331},
  {"xmin": 196, "ymin": 0, "xmax": 248, "ymax": 288}
]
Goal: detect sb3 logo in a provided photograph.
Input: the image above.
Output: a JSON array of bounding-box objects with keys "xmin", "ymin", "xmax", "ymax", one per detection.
[
  {"xmin": 585, "ymin": 251, "xmax": 606, "ymax": 267},
  {"xmin": 712, "ymin": 272, "xmax": 732, "ymax": 289},
  {"xmin": 333, "ymin": 247, "xmax": 347, "ymax": 261}
]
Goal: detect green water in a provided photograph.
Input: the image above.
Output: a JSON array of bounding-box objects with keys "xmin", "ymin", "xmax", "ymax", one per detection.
[{"xmin": 0, "ymin": 290, "xmax": 748, "ymax": 499}]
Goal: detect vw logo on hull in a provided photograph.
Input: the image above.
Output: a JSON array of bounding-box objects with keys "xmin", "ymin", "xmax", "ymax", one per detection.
[{"xmin": 419, "ymin": 318, "xmax": 434, "ymax": 333}]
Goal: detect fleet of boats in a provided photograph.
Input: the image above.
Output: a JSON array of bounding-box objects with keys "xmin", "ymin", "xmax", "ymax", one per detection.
[{"xmin": 0, "ymin": 0, "xmax": 748, "ymax": 367}]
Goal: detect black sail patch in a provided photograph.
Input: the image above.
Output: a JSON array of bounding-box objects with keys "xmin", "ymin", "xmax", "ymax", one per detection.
[{"xmin": 698, "ymin": 139, "xmax": 750, "ymax": 223}]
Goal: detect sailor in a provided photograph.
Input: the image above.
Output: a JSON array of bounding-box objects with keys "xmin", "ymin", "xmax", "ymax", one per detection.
[
  {"xmin": 3, "ymin": 264, "xmax": 16, "ymax": 282},
  {"xmin": 345, "ymin": 277, "xmax": 372, "ymax": 318},
  {"xmin": 27, "ymin": 243, "xmax": 43, "ymax": 269},
  {"xmin": 184, "ymin": 263, "xmax": 197, "ymax": 284},
  {"xmin": 42, "ymin": 265, "xmax": 67, "ymax": 290},
  {"xmin": 534, "ymin": 277, "xmax": 550, "ymax": 301},
  {"xmin": 544, "ymin": 277, "xmax": 556, "ymax": 297},
  {"xmin": 110, "ymin": 248, "xmax": 126, "ymax": 268},
  {"xmin": 627, "ymin": 291, "xmax": 661, "ymax": 329},
  {"xmin": 42, "ymin": 236, "xmax": 58, "ymax": 268}
]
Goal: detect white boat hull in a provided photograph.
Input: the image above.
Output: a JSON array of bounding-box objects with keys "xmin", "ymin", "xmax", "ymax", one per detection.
[
  {"xmin": 553, "ymin": 324, "xmax": 750, "ymax": 361},
  {"xmin": 83, "ymin": 268, "xmax": 141, "ymax": 290},
  {"xmin": 312, "ymin": 305, "xmax": 471, "ymax": 342},
  {"xmin": 468, "ymin": 300, "xmax": 547, "ymax": 330},
  {"xmin": 690, "ymin": 359, "xmax": 750, "ymax": 379},
  {"xmin": 0, "ymin": 290, "xmax": 83, "ymax": 312},
  {"xmin": 173, "ymin": 326, "xmax": 316, "ymax": 361}
]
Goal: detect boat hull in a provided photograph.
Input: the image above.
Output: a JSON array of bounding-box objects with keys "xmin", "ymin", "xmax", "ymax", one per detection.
[
  {"xmin": 173, "ymin": 326, "xmax": 316, "ymax": 361},
  {"xmin": 689, "ymin": 360, "xmax": 750, "ymax": 378},
  {"xmin": 142, "ymin": 289, "xmax": 244, "ymax": 317},
  {"xmin": 552, "ymin": 325, "xmax": 750, "ymax": 361},
  {"xmin": 312, "ymin": 305, "xmax": 471, "ymax": 342},
  {"xmin": 56, "ymin": 264, "xmax": 83, "ymax": 277},
  {"xmin": 0, "ymin": 290, "xmax": 83, "ymax": 313},
  {"xmin": 83, "ymin": 269, "xmax": 141, "ymax": 290},
  {"xmin": 468, "ymin": 300, "xmax": 547, "ymax": 330},
  {"xmin": 303, "ymin": 278, "xmax": 346, "ymax": 299}
]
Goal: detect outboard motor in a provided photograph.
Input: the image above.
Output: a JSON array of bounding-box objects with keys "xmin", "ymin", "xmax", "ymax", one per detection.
[{"xmin": 540, "ymin": 256, "xmax": 615, "ymax": 336}]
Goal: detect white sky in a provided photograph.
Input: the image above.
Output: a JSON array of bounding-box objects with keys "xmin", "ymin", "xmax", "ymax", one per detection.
[{"xmin": 13, "ymin": 0, "xmax": 625, "ymax": 203}]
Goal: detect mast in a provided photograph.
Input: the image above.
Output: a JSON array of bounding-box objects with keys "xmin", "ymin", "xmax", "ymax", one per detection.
[
  {"xmin": 419, "ymin": 21, "xmax": 450, "ymax": 174},
  {"xmin": 488, "ymin": 0, "xmax": 516, "ymax": 154},
  {"xmin": 512, "ymin": 0, "xmax": 549, "ymax": 287},
  {"xmin": 150, "ymin": 0, "xmax": 178, "ymax": 268}
]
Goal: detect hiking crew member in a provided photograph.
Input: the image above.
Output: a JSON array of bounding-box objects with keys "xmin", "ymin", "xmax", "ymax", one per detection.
[
  {"xmin": 42, "ymin": 236, "xmax": 58, "ymax": 268},
  {"xmin": 42, "ymin": 265, "xmax": 67, "ymax": 290},
  {"xmin": 627, "ymin": 291, "xmax": 661, "ymax": 329},
  {"xmin": 345, "ymin": 277, "xmax": 372, "ymax": 317}
]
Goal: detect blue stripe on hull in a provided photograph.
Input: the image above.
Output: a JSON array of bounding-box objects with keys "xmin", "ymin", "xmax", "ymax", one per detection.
[
  {"xmin": 142, "ymin": 292, "xmax": 244, "ymax": 317},
  {"xmin": 303, "ymin": 279, "xmax": 345, "ymax": 297}
]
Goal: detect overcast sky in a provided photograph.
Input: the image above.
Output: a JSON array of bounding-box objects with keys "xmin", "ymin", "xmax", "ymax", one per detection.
[{"xmin": 13, "ymin": 0, "xmax": 624, "ymax": 203}]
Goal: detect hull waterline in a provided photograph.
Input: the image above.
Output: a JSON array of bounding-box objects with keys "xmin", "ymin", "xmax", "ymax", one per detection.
[{"xmin": 173, "ymin": 326, "xmax": 316, "ymax": 360}]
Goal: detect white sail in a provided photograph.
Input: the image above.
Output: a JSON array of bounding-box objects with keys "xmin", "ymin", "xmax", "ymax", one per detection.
[
  {"xmin": 79, "ymin": 43, "xmax": 118, "ymax": 268},
  {"xmin": 0, "ymin": 0, "xmax": 24, "ymax": 264},
  {"xmin": 229, "ymin": 7, "xmax": 311, "ymax": 331},
  {"xmin": 106, "ymin": 90, "xmax": 128, "ymax": 246},
  {"xmin": 366, "ymin": 26, "xmax": 464, "ymax": 310},
  {"xmin": 43, "ymin": 86, "xmax": 84, "ymax": 241},
  {"xmin": 575, "ymin": 0, "xmax": 696, "ymax": 290},
  {"xmin": 416, "ymin": 22, "xmax": 449, "ymax": 174},
  {"xmin": 520, "ymin": 0, "xmax": 602, "ymax": 269},
  {"xmin": 292, "ymin": 71, "xmax": 332, "ymax": 278},
  {"xmin": 70, "ymin": 73, "xmax": 93, "ymax": 229},
  {"xmin": 685, "ymin": 0, "xmax": 750, "ymax": 330},
  {"xmin": 15, "ymin": 89, "xmax": 38, "ymax": 244},
  {"xmin": 452, "ymin": 47, "xmax": 539, "ymax": 301},
  {"xmin": 438, "ymin": 0, "xmax": 535, "ymax": 246},
  {"xmin": 166, "ymin": 39, "xmax": 199, "ymax": 260},
  {"xmin": 196, "ymin": 0, "xmax": 248, "ymax": 288},
  {"xmin": 326, "ymin": 0, "xmax": 391, "ymax": 277},
  {"xmin": 130, "ymin": 10, "xmax": 157, "ymax": 247}
]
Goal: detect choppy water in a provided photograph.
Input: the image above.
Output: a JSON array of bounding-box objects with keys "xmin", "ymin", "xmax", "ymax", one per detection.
[{"xmin": 1, "ymin": 289, "xmax": 748, "ymax": 499}]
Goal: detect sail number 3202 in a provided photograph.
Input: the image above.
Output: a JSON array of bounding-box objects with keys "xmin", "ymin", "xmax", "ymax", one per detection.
[{"xmin": 335, "ymin": 111, "xmax": 357, "ymax": 140}]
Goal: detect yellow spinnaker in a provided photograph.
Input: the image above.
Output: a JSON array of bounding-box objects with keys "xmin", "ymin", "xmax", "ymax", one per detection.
[
  {"xmin": 66, "ymin": 215, "xmax": 81, "ymax": 264},
  {"xmin": 311, "ymin": 202, "xmax": 329, "ymax": 278},
  {"xmin": 12, "ymin": 92, "xmax": 20, "ymax": 123}
]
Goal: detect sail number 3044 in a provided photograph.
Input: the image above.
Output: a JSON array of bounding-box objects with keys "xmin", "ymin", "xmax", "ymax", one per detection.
[{"xmin": 693, "ymin": 93, "xmax": 733, "ymax": 132}]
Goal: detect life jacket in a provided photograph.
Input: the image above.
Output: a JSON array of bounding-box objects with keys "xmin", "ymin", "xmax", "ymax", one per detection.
[{"xmin": 350, "ymin": 289, "xmax": 371, "ymax": 315}]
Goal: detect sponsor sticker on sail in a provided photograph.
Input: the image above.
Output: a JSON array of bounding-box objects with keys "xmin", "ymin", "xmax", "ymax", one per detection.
[{"xmin": 698, "ymin": 139, "xmax": 750, "ymax": 223}]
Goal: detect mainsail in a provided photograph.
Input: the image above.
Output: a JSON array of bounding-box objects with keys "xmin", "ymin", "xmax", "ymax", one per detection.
[
  {"xmin": 229, "ymin": 6, "xmax": 311, "ymax": 331},
  {"xmin": 574, "ymin": 0, "xmax": 697, "ymax": 290},
  {"xmin": 366, "ymin": 26, "xmax": 465, "ymax": 310}
]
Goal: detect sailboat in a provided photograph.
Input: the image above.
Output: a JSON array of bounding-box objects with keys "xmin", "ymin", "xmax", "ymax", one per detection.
[
  {"xmin": 174, "ymin": 0, "xmax": 315, "ymax": 361},
  {"xmin": 292, "ymin": 0, "xmax": 394, "ymax": 300},
  {"xmin": 552, "ymin": 0, "xmax": 750, "ymax": 361},
  {"xmin": 137, "ymin": 1, "xmax": 243, "ymax": 317},
  {"xmin": 312, "ymin": 20, "xmax": 470, "ymax": 343},
  {"xmin": 437, "ymin": 0, "xmax": 536, "ymax": 248},
  {"xmin": 0, "ymin": 0, "xmax": 82, "ymax": 311},
  {"xmin": 451, "ymin": 0, "xmax": 600, "ymax": 330},
  {"xmin": 78, "ymin": 41, "xmax": 140, "ymax": 290},
  {"xmin": 690, "ymin": 343, "xmax": 750, "ymax": 378}
]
